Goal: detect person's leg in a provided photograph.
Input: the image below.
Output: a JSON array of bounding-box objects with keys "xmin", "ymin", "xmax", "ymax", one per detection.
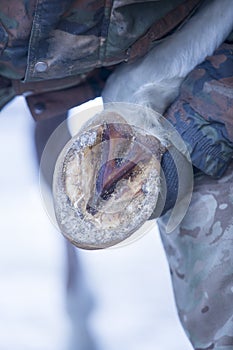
[
  {"xmin": 34, "ymin": 114, "xmax": 97, "ymax": 350},
  {"xmin": 34, "ymin": 113, "xmax": 70, "ymax": 188},
  {"xmin": 158, "ymin": 162, "xmax": 233, "ymax": 350}
]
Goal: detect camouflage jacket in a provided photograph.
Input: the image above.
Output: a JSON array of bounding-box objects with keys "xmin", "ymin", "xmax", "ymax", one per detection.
[
  {"xmin": 0, "ymin": 0, "xmax": 202, "ymax": 117},
  {"xmin": 165, "ymin": 42, "xmax": 233, "ymax": 178},
  {"xmin": 0, "ymin": 0, "xmax": 232, "ymax": 178}
]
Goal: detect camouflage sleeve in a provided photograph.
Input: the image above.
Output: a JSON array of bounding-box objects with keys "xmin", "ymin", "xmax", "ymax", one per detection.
[{"xmin": 165, "ymin": 43, "xmax": 233, "ymax": 178}]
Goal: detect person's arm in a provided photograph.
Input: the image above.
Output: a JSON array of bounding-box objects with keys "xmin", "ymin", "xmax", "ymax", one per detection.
[{"xmin": 164, "ymin": 43, "xmax": 233, "ymax": 178}]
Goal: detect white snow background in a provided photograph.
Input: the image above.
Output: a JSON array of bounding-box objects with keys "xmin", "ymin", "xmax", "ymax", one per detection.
[{"xmin": 0, "ymin": 97, "xmax": 193, "ymax": 350}]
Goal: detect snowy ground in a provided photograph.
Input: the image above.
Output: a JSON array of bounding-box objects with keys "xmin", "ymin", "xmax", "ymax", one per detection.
[{"xmin": 0, "ymin": 97, "xmax": 193, "ymax": 350}]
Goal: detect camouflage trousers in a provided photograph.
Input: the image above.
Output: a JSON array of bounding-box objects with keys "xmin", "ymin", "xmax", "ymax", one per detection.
[{"xmin": 158, "ymin": 161, "xmax": 233, "ymax": 350}]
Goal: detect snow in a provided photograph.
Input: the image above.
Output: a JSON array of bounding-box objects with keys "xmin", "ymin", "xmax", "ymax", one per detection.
[{"xmin": 0, "ymin": 97, "xmax": 192, "ymax": 350}]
